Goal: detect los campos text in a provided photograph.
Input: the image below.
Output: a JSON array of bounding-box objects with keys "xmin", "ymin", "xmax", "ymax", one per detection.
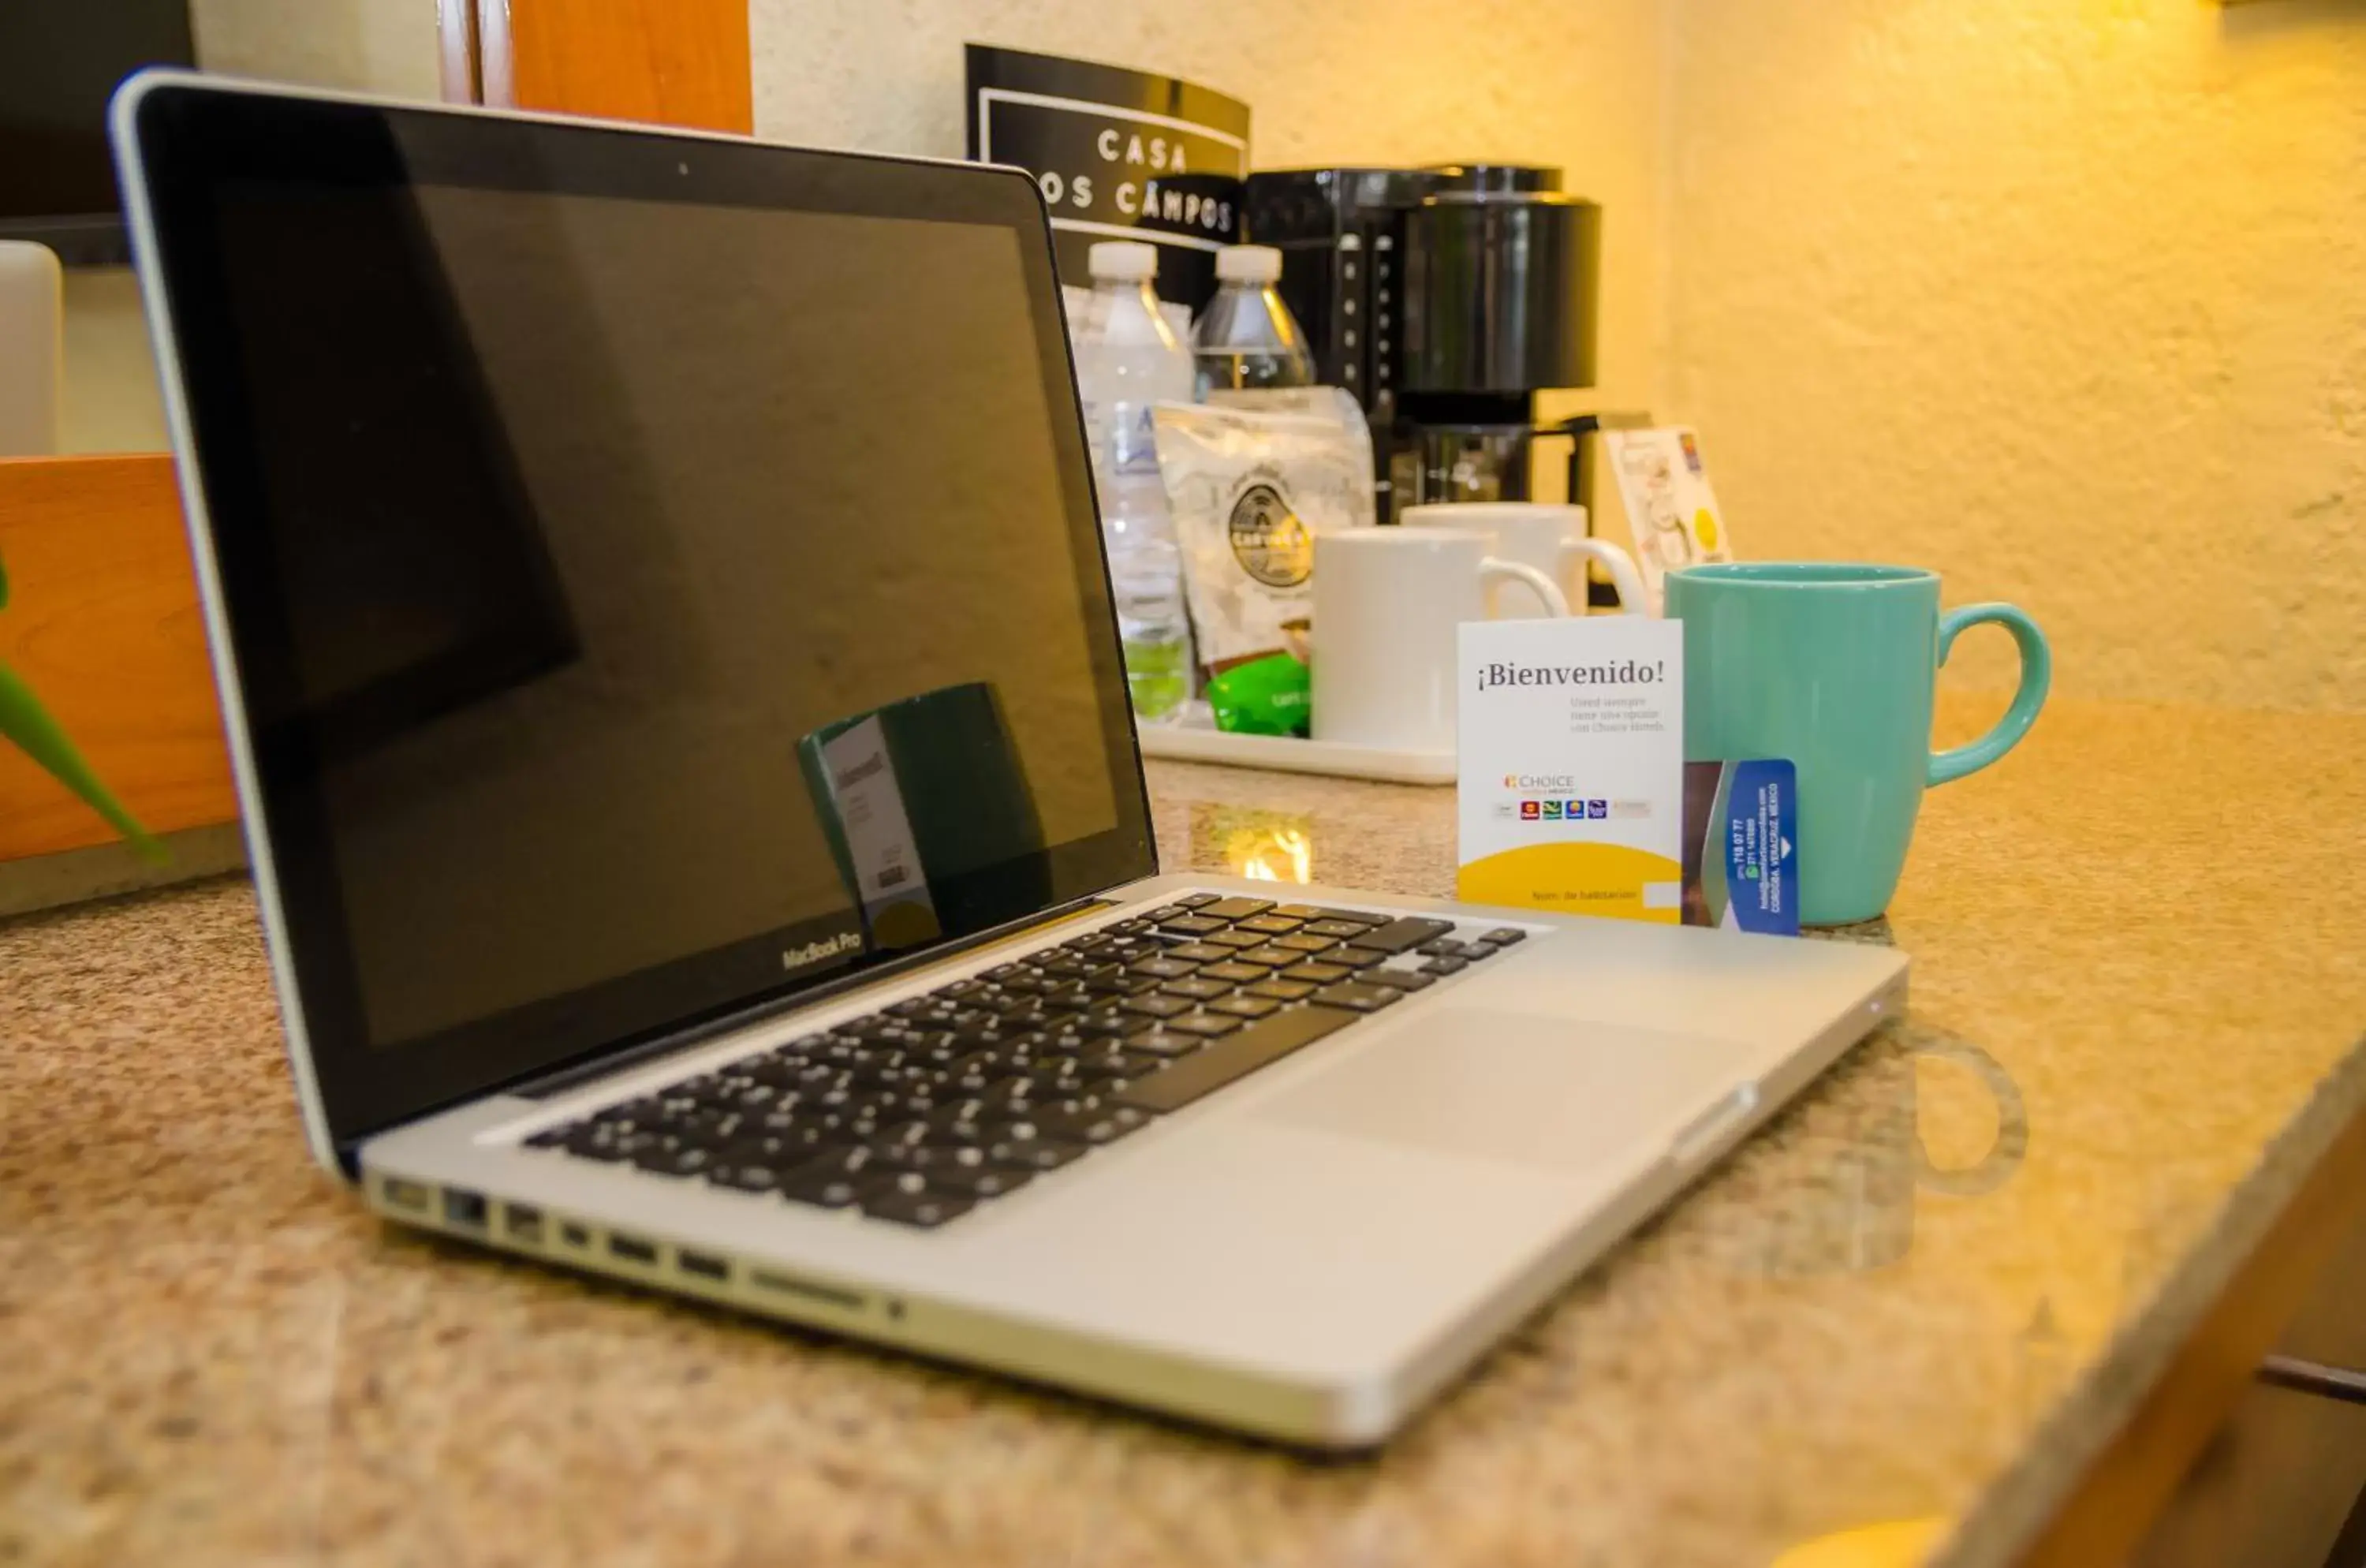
[{"xmin": 1032, "ymin": 127, "xmax": 1237, "ymax": 233}]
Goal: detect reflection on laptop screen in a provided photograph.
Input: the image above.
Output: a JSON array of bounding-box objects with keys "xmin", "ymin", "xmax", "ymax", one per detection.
[{"xmin": 207, "ymin": 174, "xmax": 1130, "ymax": 1055}]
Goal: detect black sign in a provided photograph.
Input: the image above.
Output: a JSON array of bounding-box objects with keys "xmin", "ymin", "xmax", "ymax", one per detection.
[{"xmin": 965, "ymin": 44, "xmax": 1250, "ymax": 312}]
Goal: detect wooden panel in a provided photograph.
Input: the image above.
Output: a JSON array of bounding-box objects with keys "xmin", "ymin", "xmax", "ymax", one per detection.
[
  {"xmin": 2011, "ymin": 1099, "xmax": 2366, "ymax": 1568},
  {"xmin": 0, "ymin": 454, "xmax": 235, "ymax": 861},
  {"xmin": 479, "ymin": 0, "xmax": 752, "ymax": 133}
]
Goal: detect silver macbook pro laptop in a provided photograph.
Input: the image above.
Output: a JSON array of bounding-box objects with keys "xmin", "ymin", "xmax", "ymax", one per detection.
[{"xmin": 114, "ymin": 72, "xmax": 1907, "ymax": 1447}]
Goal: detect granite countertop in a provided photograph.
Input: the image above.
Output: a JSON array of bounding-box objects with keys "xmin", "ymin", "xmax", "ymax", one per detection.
[{"xmin": 5, "ymin": 693, "xmax": 2364, "ymax": 1568}]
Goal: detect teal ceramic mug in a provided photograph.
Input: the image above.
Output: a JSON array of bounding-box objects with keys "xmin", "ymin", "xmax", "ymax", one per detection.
[{"xmin": 1663, "ymin": 564, "xmax": 2050, "ymax": 926}]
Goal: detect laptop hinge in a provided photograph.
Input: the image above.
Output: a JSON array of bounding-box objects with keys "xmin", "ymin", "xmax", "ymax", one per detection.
[{"xmin": 475, "ymin": 894, "xmax": 1121, "ymax": 1104}]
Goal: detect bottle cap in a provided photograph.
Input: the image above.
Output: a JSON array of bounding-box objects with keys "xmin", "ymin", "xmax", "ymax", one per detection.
[
  {"xmin": 1087, "ymin": 241, "xmax": 1160, "ymax": 281},
  {"xmin": 1215, "ymin": 245, "xmax": 1282, "ymax": 283}
]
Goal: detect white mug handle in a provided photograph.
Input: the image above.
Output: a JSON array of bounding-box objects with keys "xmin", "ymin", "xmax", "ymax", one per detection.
[
  {"xmin": 1480, "ymin": 556, "xmax": 1571, "ymax": 618},
  {"xmin": 1558, "ymin": 538, "xmax": 1650, "ymax": 615}
]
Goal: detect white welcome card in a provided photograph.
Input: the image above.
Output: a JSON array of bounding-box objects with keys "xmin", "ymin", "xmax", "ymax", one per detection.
[{"xmin": 1456, "ymin": 617, "xmax": 1685, "ymax": 923}]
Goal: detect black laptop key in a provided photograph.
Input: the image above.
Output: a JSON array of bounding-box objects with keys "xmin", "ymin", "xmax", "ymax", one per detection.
[
  {"xmin": 1232, "ymin": 945, "xmax": 1302, "ymax": 969},
  {"xmin": 708, "ymin": 1160, "xmax": 785, "ymax": 1194},
  {"xmin": 1115, "ymin": 1006, "xmax": 1357, "ymax": 1113},
  {"xmin": 1123, "ymin": 1029, "xmax": 1207, "ymax": 1058},
  {"xmin": 779, "ymin": 1148, "xmax": 890, "ymax": 1209},
  {"xmin": 1301, "ymin": 920, "xmax": 1374, "ymax": 939},
  {"xmin": 1160, "ymin": 976, "xmax": 1232, "ymax": 1001},
  {"xmin": 1069, "ymin": 1006, "xmax": 1140, "ymax": 1037},
  {"xmin": 1198, "ymin": 961, "xmax": 1267, "ymax": 984},
  {"xmin": 987, "ymin": 1135, "xmax": 1088, "ymax": 1172},
  {"xmin": 1480, "ymin": 927, "xmax": 1529, "ymax": 946},
  {"xmin": 1245, "ymin": 978, "xmax": 1317, "ymax": 1002},
  {"xmin": 1162, "ymin": 942, "xmax": 1235, "ymax": 963},
  {"xmin": 1027, "ymin": 1104, "xmax": 1155, "ymax": 1145},
  {"xmin": 1274, "ymin": 905, "xmax": 1384, "ymax": 925},
  {"xmin": 1368, "ymin": 969, "xmax": 1437, "ymax": 991},
  {"xmin": 1313, "ymin": 981, "xmax": 1404, "ymax": 1013},
  {"xmin": 860, "ymin": 1185, "xmax": 975, "ymax": 1229},
  {"xmin": 1328, "ymin": 946, "xmax": 1386, "ymax": 969},
  {"xmin": 1120, "ymin": 992, "xmax": 1193, "ymax": 1020},
  {"xmin": 1202, "ymin": 928, "xmax": 1267, "ymax": 950},
  {"xmin": 1158, "ymin": 915, "xmax": 1227, "ymax": 936},
  {"xmin": 1278, "ymin": 961, "xmax": 1350, "ymax": 984},
  {"xmin": 1420, "ymin": 939, "xmax": 1494, "ymax": 961},
  {"xmin": 1349, "ymin": 917, "xmax": 1457, "ymax": 954},
  {"xmin": 633, "ymin": 1143, "xmax": 715, "ymax": 1178},
  {"xmin": 1173, "ymin": 893, "xmax": 1221, "ymax": 909},
  {"xmin": 924, "ymin": 1163, "xmax": 1033, "ymax": 1200},
  {"xmin": 1164, "ymin": 1012, "xmax": 1242, "ymax": 1039},
  {"xmin": 1194, "ymin": 897, "xmax": 1274, "ymax": 920},
  {"xmin": 1208, "ymin": 993, "xmax": 1281, "ymax": 1019},
  {"xmin": 1234, "ymin": 913, "xmax": 1304, "ymax": 935},
  {"xmin": 1420, "ymin": 956, "xmax": 1468, "ymax": 976},
  {"xmin": 1128, "ymin": 956, "xmax": 1198, "ymax": 980}
]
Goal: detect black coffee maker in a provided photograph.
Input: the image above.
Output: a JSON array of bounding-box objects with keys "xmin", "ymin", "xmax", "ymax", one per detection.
[{"xmin": 1245, "ymin": 163, "xmax": 1625, "ymax": 530}]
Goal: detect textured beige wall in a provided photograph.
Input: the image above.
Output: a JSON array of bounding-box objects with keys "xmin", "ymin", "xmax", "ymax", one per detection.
[
  {"xmin": 188, "ymin": 0, "xmax": 441, "ymax": 99},
  {"xmin": 748, "ymin": 0, "xmax": 1670, "ymax": 426},
  {"xmin": 1661, "ymin": 0, "xmax": 2366, "ymax": 711}
]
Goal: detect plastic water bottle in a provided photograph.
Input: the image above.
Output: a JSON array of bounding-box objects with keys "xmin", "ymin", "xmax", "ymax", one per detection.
[
  {"xmin": 1076, "ymin": 241, "xmax": 1194, "ymax": 724},
  {"xmin": 1192, "ymin": 245, "xmax": 1316, "ymax": 399}
]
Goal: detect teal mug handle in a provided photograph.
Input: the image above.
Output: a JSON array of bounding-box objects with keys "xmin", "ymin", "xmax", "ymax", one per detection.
[{"xmin": 1928, "ymin": 604, "xmax": 2051, "ymax": 787}]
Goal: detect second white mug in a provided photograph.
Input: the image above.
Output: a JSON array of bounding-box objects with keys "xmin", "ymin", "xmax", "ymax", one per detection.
[
  {"xmin": 1312, "ymin": 527, "xmax": 1570, "ymax": 752},
  {"xmin": 1401, "ymin": 502, "xmax": 1649, "ymax": 618}
]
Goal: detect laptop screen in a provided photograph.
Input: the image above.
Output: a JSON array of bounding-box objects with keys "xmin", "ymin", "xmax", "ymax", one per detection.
[{"xmin": 125, "ymin": 84, "xmax": 1154, "ymax": 1152}]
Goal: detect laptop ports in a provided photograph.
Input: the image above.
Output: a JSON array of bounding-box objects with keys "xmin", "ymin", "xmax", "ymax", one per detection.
[
  {"xmin": 677, "ymin": 1250, "xmax": 730, "ymax": 1282},
  {"xmin": 442, "ymin": 1188, "xmax": 489, "ymax": 1229},
  {"xmin": 607, "ymin": 1233, "xmax": 658, "ymax": 1264},
  {"xmin": 503, "ymin": 1203, "xmax": 545, "ymax": 1244}
]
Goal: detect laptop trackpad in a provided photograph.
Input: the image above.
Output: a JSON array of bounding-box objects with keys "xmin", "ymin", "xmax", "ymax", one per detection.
[{"xmin": 1258, "ymin": 1007, "xmax": 1752, "ymax": 1178}]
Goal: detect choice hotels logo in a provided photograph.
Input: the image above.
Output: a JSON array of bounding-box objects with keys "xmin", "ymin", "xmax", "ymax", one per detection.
[{"xmin": 781, "ymin": 931, "xmax": 862, "ymax": 972}]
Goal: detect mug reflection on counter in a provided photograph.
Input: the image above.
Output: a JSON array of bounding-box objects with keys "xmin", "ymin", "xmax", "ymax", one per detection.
[{"xmin": 1722, "ymin": 1029, "xmax": 2028, "ymax": 1278}]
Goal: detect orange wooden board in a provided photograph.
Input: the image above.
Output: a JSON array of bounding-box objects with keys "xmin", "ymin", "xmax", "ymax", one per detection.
[
  {"xmin": 0, "ymin": 454, "xmax": 236, "ymax": 861},
  {"xmin": 481, "ymin": 0, "xmax": 753, "ymax": 133}
]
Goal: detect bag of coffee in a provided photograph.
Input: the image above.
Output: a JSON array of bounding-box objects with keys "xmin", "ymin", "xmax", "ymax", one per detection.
[{"xmin": 1151, "ymin": 395, "xmax": 1375, "ymax": 734}]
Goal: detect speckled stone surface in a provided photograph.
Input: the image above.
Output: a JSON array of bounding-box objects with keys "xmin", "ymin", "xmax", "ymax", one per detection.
[{"xmin": 4, "ymin": 694, "xmax": 2364, "ymax": 1568}]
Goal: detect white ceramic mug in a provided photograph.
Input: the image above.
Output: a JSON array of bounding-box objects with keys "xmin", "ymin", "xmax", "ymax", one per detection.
[
  {"xmin": 1312, "ymin": 527, "xmax": 1571, "ymax": 752},
  {"xmin": 1401, "ymin": 502, "xmax": 1649, "ymax": 617}
]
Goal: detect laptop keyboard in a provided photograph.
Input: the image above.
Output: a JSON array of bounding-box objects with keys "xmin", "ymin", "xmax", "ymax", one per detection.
[{"xmin": 522, "ymin": 895, "xmax": 1528, "ymax": 1230}]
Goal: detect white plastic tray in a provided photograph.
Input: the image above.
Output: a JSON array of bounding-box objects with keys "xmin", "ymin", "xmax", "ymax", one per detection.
[{"xmin": 1134, "ymin": 706, "xmax": 1456, "ymax": 786}]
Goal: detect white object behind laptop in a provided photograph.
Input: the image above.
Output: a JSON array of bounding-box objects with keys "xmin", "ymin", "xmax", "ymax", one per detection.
[
  {"xmin": 0, "ymin": 242, "xmax": 63, "ymax": 457},
  {"xmin": 1311, "ymin": 526, "xmax": 1568, "ymax": 752},
  {"xmin": 1404, "ymin": 501, "xmax": 1651, "ymax": 618}
]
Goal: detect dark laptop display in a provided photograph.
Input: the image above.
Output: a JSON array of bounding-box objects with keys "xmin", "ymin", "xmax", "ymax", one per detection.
[{"xmin": 126, "ymin": 88, "xmax": 1152, "ymax": 1151}]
